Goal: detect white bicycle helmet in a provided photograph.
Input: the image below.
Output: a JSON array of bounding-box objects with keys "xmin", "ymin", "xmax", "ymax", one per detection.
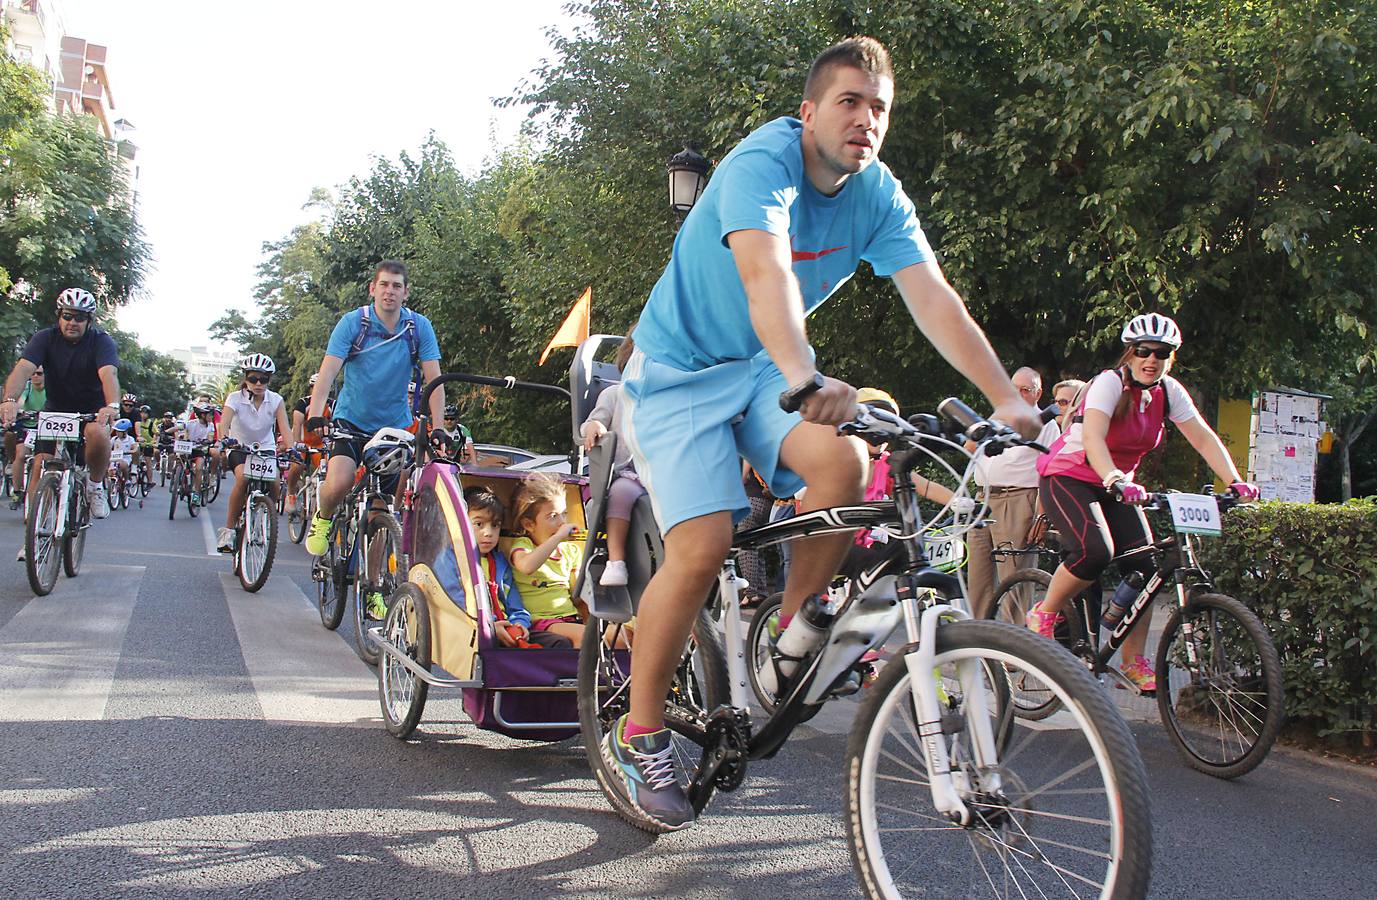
[
  {"xmin": 1121, "ymin": 313, "xmax": 1182, "ymax": 348},
  {"xmin": 240, "ymin": 353, "xmax": 276, "ymax": 375},
  {"xmin": 56, "ymin": 287, "xmax": 97, "ymax": 314},
  {"xmin": 362, "ymin": 427, "xmax": 415, "ymax": 475}
]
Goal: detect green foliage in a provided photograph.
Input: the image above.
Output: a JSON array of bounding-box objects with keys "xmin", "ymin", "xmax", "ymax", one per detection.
[
  {"xmin": 0, "ymin": 110, "xmax": 149, "ymax": 310},
  {"xmin": 1198, "ymin": 500, "xmax": 1377, "ymax": 740},
  {"xmin": 105, "ymin": 325, "xmax": 190, "ymax": 415}
]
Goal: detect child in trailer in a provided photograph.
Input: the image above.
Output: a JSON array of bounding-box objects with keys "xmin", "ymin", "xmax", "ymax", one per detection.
[
  {"xmin": 507, "ymin": 473, "xmax": 586, "ymax": 646},
  {"xmin": 578, "ymin": 337, "xmax": 644, "ymax": 587}
]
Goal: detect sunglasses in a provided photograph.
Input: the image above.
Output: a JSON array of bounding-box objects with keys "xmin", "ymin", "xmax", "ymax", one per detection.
[
  {"xmin": 1055, "ymin": 398, "xmax": 1071, "ymax": 407},
  {"xmin": 58, "ymin": 311, "xmax": 91, "ymax": 323},
  {"xmin": 245, "ymin": 374, "xmax": 271, "ymax": 385},
  {"xmin": 1132, "ymin": 346, "xmax": 1173, "ymax": 360}
]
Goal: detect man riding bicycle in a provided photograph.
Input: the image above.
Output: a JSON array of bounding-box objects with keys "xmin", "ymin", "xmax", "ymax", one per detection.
[
  {"xmin": 0, "ymin": 288, "xmax": 122, "ymax": 557},
  {"xmin": 601, "ymin": 37, "xmax": 1039, "ymax": 830},
  {"xmin": 303, "ymin": 259, "xmax": 449, "ymax": 616}
]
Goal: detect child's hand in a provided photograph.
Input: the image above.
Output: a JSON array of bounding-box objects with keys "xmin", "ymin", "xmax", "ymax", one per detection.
[
  {"xmin": 495, "ymin": 621, "xmax": 518, "ymax": 647},
  {"xmin": 582, "ymin": 420, "xmax": 607, "ymax": 451},
  {"xmin": 557, "ymin": 522, "xmax": 580, "ymax": 541},
  {"xmin": 508, "ymin": 623, "xmax": 529, "ymax": 641}
]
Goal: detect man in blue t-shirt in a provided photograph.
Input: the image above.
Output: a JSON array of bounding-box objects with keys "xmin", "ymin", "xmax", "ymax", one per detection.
[
  {"xmin": 303, "ymin": 260, "xmax": 447, "ymax": 563},
  {"xmin": 600, "ymin": 37, "xmax": 1040, "ymax": 830}
]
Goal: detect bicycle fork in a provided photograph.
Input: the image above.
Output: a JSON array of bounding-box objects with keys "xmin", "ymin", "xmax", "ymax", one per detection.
[{"xmin": 899, "ymin": 597, "xmax": 1001, "ymax": 826}]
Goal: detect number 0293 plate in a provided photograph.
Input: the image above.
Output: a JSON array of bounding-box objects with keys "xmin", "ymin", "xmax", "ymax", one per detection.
[
  {"xmin": 1166, "ymin": 493, "xmax": 1222, "ymax": 536},
  {"xmin": 35, "ymin": 412, "xmax": 82, "ymax": 441}
]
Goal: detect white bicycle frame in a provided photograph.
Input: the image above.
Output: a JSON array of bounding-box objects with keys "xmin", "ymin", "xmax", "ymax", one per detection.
[{"xmin": 715, "ymin": 556, "xmax": 1001, "ymax": 826}]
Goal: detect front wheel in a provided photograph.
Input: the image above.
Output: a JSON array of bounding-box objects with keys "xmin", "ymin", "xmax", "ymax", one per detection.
[
  {"xmin": 26, "ymin": 473, "xmax": 62, "ymax": 596},
  {"xmin": 378, "ymin": 583, "xmax": 431, "ymax": 739},
  {"xmin": 579, "ymin": 605, "xmax": 729, "ymax": 834},
  {"xmin": 204, "ymin": 464, "xmax": 221, "ymax": 504},
  {"xmin": 168, "ymin": 465, "xmax": 182, "ymax": 520},
  {"xmin": 1155, "ymin": 592, "xmax": 1284, "ymax": 779},
  {"xmin": 237, "ymin": 492, "xmax": 278, "ymax": 593},
  {"xmin": 316, "ymin": 517, "xmax": 348, "ymax": 631},
  {"xmin": 846, "ymin": 619, "xmax": 1152, "ymax": 900},
  {"xmin": 354, "ymin": 512, "xmax": 407, "ymax": 666}
]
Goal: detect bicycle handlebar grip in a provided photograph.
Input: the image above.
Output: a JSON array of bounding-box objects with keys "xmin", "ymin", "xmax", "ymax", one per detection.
[
  {"xmin": 778, "ymin": 372, "xmax": 824, "ymax": 413},
  {"xmin": 937, "ymin": 397, "xmax": 982, "ymax": 431}
]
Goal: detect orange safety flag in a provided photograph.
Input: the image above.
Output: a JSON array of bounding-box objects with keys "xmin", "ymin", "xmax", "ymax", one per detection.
[{"xmin": 538, "ymin": 286, "xmax": 591, "ymax": 364}]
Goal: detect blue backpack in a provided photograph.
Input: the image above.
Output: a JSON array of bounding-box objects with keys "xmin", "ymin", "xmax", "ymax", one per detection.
[{"xmin": 346, "ymin": 304, "xmax": 423, "ymax": 415}]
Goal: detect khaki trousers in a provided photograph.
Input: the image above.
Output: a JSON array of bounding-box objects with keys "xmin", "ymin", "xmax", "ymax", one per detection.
[{"xmin": 966, "ymin": 487, "xmax": 1039, "ymax": 618}]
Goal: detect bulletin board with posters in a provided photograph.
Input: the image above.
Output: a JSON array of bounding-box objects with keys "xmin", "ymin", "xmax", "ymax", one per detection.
[{"xmin": 1248, "ymin": 389, "xmax": 1327, "ymax": 503}]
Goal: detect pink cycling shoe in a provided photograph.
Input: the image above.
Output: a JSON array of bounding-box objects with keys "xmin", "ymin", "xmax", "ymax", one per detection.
[
  {"xmin": 1024, "ymin": 601, "xmax": 1065, "ymax": 640},
  {"xmin": 1119, "ymin": 655, "xmax": 1157, "ymax": 692}
]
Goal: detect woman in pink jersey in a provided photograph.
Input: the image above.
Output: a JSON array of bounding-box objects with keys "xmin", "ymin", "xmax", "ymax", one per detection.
[{"xmin": 1029, "ymin": 314, "xmax": 1259, "ymax": 690}]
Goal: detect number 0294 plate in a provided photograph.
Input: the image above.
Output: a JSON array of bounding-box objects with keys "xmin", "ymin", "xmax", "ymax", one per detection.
[
  {"xmin": 246, "ymin": 454, "xmax": 278, "ymax": 481},
  {"xmin": 1166, "ymin": 493, "xmax": 1222, "ymax": 536}
]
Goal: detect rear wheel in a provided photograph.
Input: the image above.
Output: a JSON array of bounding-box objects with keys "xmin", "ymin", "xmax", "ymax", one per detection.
[
  {"xmin": 237, "ymin": 492, "xmax": 278, "ymax": 593},
  {"xmin": 746, "ymin": 593, "xmax": 783, "ymax": 713},
  {"xmin": 355, "ymin": 512, "xmax": 407, "ymax": 666},
  {"xmin": 846, "ymin": 620, "xmax": 1152, "ymax": 900},
  {"xmin": 579, "ymin": 604, "xmax": 728, "ymax": 834},
  {"xmin": 25, "ymin": 473, "xmax": 62, "ymax": 596},
  {"xmin": 287, "ymin": 489, "xmax": 307, "ymax": 544},
  {"xmin": 379, "ymin": 583, "xmax": 431, "ymax": 738},
  {"xmin": 62, "ymin": 484, "xmax": 88, "ymax": 578},
  {"xmin": 204, "ymin": 463, "xmax": 221, "ymax": 504},
  {"xmin": 1156, "ymin": 592, "xmax": 1284, "ymax": 778},
  {"xmin": 186, "ymin": 468, "xmax": 201, "ymax": 518}
]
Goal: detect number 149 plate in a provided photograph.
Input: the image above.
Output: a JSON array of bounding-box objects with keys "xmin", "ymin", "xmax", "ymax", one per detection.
[{"xmin": 1166, "ymin": 493, "xmax": 1222, "ymax": 536}]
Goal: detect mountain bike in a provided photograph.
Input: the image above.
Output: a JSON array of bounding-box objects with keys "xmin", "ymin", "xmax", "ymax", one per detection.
[
  {"xmin": 166, "ymin": 439, "xmax": 206, "ymax": 519},
  {"xmin": 22, "ymin": 412, "xmax": 97, "ymax": 596},
  {"xmin": 231, "ymin": 443, "xmax": 285, "ymax": 593},
  {"xmin": 106, "ymin": 452, "xmax": 135, "ymax": 511},
  {"xmin": 311, "ymin": 423, "xmax": 409, "ymax": 665},
  {"xmin": 988, "ymin": 489, "xmax": 1284, "ymax": 778},
  {"xmin": 579, "ymin": 399, "xmax": 1152, "ymax": 898}
]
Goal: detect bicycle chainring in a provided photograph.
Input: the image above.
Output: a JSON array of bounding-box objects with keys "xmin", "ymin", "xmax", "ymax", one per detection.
[{"xmin": 703, "ymin": 707, "xmax": 751, "ymax": 793}]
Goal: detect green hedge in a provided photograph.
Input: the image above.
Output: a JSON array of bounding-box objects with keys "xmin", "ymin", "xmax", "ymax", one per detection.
[{"xmin": 1197, "ymin": 499, "xmax": 1377, "ymax": 742}]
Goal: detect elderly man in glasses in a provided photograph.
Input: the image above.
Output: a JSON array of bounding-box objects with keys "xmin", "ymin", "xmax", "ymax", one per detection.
[
  {"xmin": 0, "ymin": 288, "xmax": 123, "ymax": 539},
  {"xmin": 965, "ymin": 366, "xmax": 1062, "ymax": 618}
]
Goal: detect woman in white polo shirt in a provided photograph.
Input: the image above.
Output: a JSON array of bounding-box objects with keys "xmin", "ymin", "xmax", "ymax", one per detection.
[{"xmin": 216, "ymin": 354, "xmax": 290, "ymax": 552}]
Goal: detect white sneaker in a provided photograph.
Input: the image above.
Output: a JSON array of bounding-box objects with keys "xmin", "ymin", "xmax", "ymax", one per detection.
[
  {"xmin": 87, "ymin": 480, "xmax": 109, "ymax": 519},
  {"xmin": 16, "ymin": 545, "xmax": 25, "ymax": 563},
  {"xmin": 599, "ymin": 559, "xmax": 629, "ymax": 587},
  {"xmin": 216, "ymin": 527, "xmax": 236, "ymax": 553}
]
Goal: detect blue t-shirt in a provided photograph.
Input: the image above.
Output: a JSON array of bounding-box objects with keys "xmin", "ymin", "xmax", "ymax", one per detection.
[
  {"xmin": 325, "ymin": 305, "xmax": 441, "ymax": 432},
  {"xmin": 633, "ymin": 117, "xmax": 935, "ymax": 371}
]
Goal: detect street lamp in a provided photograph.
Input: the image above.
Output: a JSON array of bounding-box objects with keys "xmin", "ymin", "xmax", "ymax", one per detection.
[{"xmin": 667, "ymin": 146, "xmax": 710, "ymax": 215}]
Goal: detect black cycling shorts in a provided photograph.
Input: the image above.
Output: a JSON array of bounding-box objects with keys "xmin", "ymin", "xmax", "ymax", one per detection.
[
  {"xmin": 1039, "ymin": 475, "xmax": 1155, "ymax": 581},
  {"xmin": 327, "ymin": 419, "xmax": 401, "ymax": 495}
]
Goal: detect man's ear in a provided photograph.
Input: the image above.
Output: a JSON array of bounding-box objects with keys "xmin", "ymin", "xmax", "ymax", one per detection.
[{"xmin": 799, "ymin": 98, "xmax": 815, "ymax": 127}]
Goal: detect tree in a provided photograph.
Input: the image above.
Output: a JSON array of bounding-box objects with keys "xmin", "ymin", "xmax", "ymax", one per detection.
[
  {"xmin": 0, "ymin": 25, "xmax": 47, "ymax": 296},
  {"xmin": 106, "ymin": 325, "xmax": 191, "ymax": 416}
]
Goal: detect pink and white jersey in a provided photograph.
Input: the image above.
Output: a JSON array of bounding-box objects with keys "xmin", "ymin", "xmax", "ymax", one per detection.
[{"xmin": 1038, "ymin": 369, "xmax": 1198, "ymax": 485}]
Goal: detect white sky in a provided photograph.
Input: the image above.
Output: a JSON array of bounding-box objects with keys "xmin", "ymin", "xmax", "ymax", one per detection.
[{"xmin": 57, "ymin": 0, "xmax": 571, "ymax": 356}]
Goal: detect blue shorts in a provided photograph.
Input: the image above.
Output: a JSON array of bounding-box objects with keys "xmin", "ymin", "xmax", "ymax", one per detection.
[{"xmin": 620, "ymin": 349, "xmax": 804, "ymax": 534}]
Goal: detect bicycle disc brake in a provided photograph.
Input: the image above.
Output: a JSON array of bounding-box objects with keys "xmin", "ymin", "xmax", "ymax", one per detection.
[{"xmin": 688, "ymin": 706, "xmax": 751, "ymax": 813}]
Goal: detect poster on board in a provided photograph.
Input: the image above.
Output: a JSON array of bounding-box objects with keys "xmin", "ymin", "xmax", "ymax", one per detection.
[{"xmin": 1249, "ymin": 389, "xmax": 1326, "ymax": 503}]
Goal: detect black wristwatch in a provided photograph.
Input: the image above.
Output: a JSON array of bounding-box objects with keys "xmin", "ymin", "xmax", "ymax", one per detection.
[{"xmin": 779, "ymin": 371, "xmax": 825, "ymax": 413}]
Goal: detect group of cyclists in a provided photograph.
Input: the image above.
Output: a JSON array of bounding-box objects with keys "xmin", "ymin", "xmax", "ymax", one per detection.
[{"xmin": 4, "ymin": 36, "xmax": 1277, "ymax": 897}]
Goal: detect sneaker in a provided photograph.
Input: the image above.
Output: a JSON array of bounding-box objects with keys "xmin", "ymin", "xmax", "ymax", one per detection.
[
  {"xmin": 365, "ymin": 591, "xmax": 388, "ymax": 621},
  {"xmin": 1025, "ymin": 600, "xmax": 1064, "ymax": 640},
  {"xmin": 305, "ymin": 515, "xmax": 332, "ymax": 556},
  {"xmin": 1119, "ymin": 655, "xmax": 1157, "ymax": 692},
  {"xmin": 599, "ymin": 714, "xmax": 695, "ymax": 830},
  {"xmin": 599, "ymin": 559, "xmax": 629, "ymax": 587},
  {"xmin": 16, "ymin": 545, "xmax": 24, "ymax": 563},
  {"xmin": 190, "ymin": 492, "xmax": 201, "ymax": 507},
  {"xmin": 216, "ymin": 527, "xmax": 236, "ymax": 553},
  {"xmin": 8, "ymin": 493, "xmax": 19, "ymax": 511},
  {"xmin": 87, "ymin": 481, "xmax": 110, "ymax": 519}
]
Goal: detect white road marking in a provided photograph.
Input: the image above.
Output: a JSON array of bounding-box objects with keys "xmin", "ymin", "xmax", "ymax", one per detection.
[
  {"xmin": 199, "ymin": 511, "xmax": 219, "ymax": 556},
  {"xmin": 219, "ymin": 573, "xmax": 380, "ymax": 726},
  {"xmin": 0, "ymin": 564, "xmax": 144, "ymax": 721}
]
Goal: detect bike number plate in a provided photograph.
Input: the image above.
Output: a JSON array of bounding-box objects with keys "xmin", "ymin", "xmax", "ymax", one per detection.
[
  {"xmin": 1166, "ymin": 493, "xmax": 1221, "ymax": 536},
  {"xmin": 110, "ymin": 451, "xmax": 128, "ymax": 464},
  {"xmin": 246, "ymin": 454, "xmax": 278, "ymax": 482},
  {"xmin": 23, "ymin": 430, "xmax": 35, "ymax": 449},
  {"xmin": 173, "ymin": 440, "xmax": 193, "ymax": 455},
  {"xmin": 36, "ymin": 412, "xmax": 82, "ymax": 442},
  {"xmin": 923, "ymin": 532, "xmax": 967, "ymax": 573}
]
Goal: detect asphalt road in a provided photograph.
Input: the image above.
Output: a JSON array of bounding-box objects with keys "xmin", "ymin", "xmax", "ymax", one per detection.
[{"xmin": 0, "ymin": 490, "xmax": 1373, "ymax": 898}]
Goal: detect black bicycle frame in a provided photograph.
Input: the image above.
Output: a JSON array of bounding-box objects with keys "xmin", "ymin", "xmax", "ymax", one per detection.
[{"xmin": 1085, "ymin": 533, "xmax": 1209, "ymax": 670}]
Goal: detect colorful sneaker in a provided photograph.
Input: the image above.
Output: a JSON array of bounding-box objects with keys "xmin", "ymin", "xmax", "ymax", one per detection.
[
  {"xmin": 365, "ymin": 591, "xmax": 388, "ymax": 621},
  {"xmin": 599, "ymin": 714, "xmax": 695, "ymax": 830},
  {"xmin": 1119, "ymin": 655, "xmax": 1157, "ymax": 692},
  {"xmin": 305, "ymin": 515, "xmax": 332, "ymax": 556},
  {"xmin": 1025, "ymin": 601, "xmax": 1065, "ymax": 640}
]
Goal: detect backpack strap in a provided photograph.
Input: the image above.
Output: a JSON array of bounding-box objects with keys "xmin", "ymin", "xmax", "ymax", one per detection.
[{"xmin": 345, "ymin": 304, "xmax": 425, "ymax": 413}]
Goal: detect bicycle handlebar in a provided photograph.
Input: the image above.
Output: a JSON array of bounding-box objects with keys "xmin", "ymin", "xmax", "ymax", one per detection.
[{"xmin": 841, "ymin": 399, "xmax": 1048, "ymax": 455}]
